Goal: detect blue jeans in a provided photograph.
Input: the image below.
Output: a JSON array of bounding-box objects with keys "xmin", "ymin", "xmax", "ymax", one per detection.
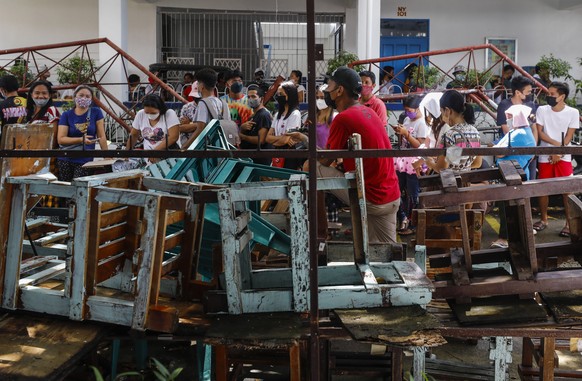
[{"xmin": 397, "ymin": 171, "xmax": 419, "ymax": 224}]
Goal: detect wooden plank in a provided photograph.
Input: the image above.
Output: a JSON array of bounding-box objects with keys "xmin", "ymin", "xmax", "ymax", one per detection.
[
  {"xmin": 288, "ymin": 176, "xmax": 310, "ymax": 312},
  {"xmin": 0, "ymin": 124, "xmax": 54, "ymax": 299},
  {"xmin": 145, "ymin": 305, "xmax": 179, "ymax": 333},
  {"xmin": 2, "ymin": 183, "xmax": 27, "ymax": 309},
  {"xmin": 164, "ymin": 230, "xmax": 184, "ymax": 251},
  {"xmin": 358, "ymin": 263, "xmax": 379, "ymax": 290},
  {"xmin": 131, "ymin": 195, "xmax": 162, "ymax": 330},
  {"xmin": 458, "ymin": 205, "xmax": 473, "ymax": 271},
  {"xmin": 33, "ymin": 230, "xmax": 68, "ymax": 246},
  {"xmin": 69, "ymin": 184, "xmax": 92, "ymax": 321},
  {"xmin": 98, "ymin": 222, "xmax": 127, "ymax": 245},
  {"xmin": 95, "ymin": 253, "xmax": 127, "ymax": 284},
  {"xmin": 86, "ymin": 295, "xmax": 134, "ymax": 326},
  {"xmin": 19, "ymin": 262, "xmax": 66, "ymax": 287},
  {"xmin": 97, "ymin": 237, "xmax": 127, "ymax": 260},
  {"xmin": 166, "ymin": 210, "xmax": 185, "ymax": 225},
  {"xmin": 218, "ymin": 188, "xmax": 244, "ymax": 314},
  {"xmin": 433, "ymin": 268, "xmax": 582, "ymax": 299},
  {"xmin": 99, "ymin": 206, "xmax": 128, "ymax": 227},
  {"xmin": 20, "ymin": 286, "xmax": 69, "ymax": 316},
  {"xmin": 421, "ymin": 176, "xmax": 582, "ymax": 208},
  {"xmin": 290, "ymin": 342, "xmax": 301, "ymax": 381},
  {"xmin": 567, "ymin": 194, "xmax": 582, "ymax": 242},
  {"xmin": 498, "ymin": 160, "xmax": 523, "ymax": 185},
  {"xmin": 20, "ymin": 256, "xmax": 59, "ymax": 275},
  {"xmin": 0, "ymin": 313, "xmax": 106, "ymax": 381},
  {"xmin": 440, "ymin": 169, "xmax": 459, "ymax": 192},
  {"xmin": 541, "ymin": 337, "xmax": 556, "ymax": 381},
  {"xmin": 84, "ymin": 191, "xmax": 102, "ymax": 301}
]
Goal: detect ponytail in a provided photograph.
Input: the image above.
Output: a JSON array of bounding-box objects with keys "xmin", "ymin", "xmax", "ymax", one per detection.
[{"xmin": 462, "ymin": 102, "xmax": 475, "ymax": 125}]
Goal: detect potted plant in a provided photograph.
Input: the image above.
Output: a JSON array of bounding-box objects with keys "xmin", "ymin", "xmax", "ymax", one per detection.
[
  {"xmin": 412, "ymin": 65, "xmax": 444, "ymax": 90},
  {"xmin": 326, "ymin": 51, "xmax": 365, "ymax": 75},
  {"xmin": 56, "ymin": 54, "xmax": 96, "ymax": 85}
]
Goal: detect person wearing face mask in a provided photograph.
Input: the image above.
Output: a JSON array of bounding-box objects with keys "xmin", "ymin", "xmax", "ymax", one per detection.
[
  {"xmin": 496, "ymin": 76, "xmax": 538, "ymax": 180},
  {"xmin": 266, "ymin": 81, "xmax": 305, "ymax": 169},
  {"xmin": 57, "ymin": 85, "xmax": 108, "ymax": 181},
  {"xmin": 415, "ymin": 90, "xmax": 482, "ymax": 173},
  {"xmin": 533, "ymin": 81, "xmax": 580, "ymax": 237},
  {"xmin": 220, "ymin": 69, "xmax": 252, "ymax": 128},
  {"xmin": 314, "ymin": 84, "xmax": 337, "ymax": 149},
  {"xmin": 26, "ymin": 81, "xmax": 60, "ymax": 143},
  {"xmin": 378, "ymin": 66, "xmax": 396, "ymax": 97},
  {"xmin": 126, "ymin": 94, "xmax": 180, "ymax": 164},
  {"xmin": 178, "ymin": 81, "xmax": 202, "ymax": 147},
  {"xmin": 490, "ymin": 105, "xmax": 538, "ymax": 248},
  {"xmin": 496, "ymin": 76, "xmax": 537, "ymax": 138},
  {"xmin": 392, "ymin": 95, "xmax": 428, "ymax": 235},
  {"xmin": 239, "ymin": 85, "xmax": 272, "ymax": 165},
  {"xmin": 316, "ymin": 66, "xmax": 400, "ymax": 243},
  {"xmin": 0, "ymin": 74, "xmax": 28, "ymax": 133},
  {"xmin": 446, "ymin": 65, "xmax": 466, "ymax": 89},
  {"xmin": 358, "ymin": 70, "xmax": 388, "ymax": 129}
]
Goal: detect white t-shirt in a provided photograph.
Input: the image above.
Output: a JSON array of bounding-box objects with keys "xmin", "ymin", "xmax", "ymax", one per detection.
[
  {"xmin": 400, "ymin": 117, "xmax": 429, "ymax": 148},
  {"xmin": 271, "ymin": 109, "xmax": 302, "ymax": 136},
  {"xmin": 536, "ymin": 104, "xmax": 580, "ymax": 163},
  {"xmin": 132, "ymin": 109, "xmax": 180, "ymax": 150}
]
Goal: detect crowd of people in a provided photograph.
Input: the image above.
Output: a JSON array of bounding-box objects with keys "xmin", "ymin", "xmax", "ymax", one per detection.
[{"xmin": 0, "ymin": 63, "xmax": 579, "ymax": 247}]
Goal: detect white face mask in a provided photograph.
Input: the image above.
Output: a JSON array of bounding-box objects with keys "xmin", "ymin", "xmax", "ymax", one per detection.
[
  {"xmin": 506, "ymin": 118, "xmax": 514, "ymax": 130},
  {"xmin": 146, "ymin": 112, "xmax": 160, "ymax": 120},
  {"xmin": 316, "ymin": 99, "xmax": 328, "ymax": 110}
]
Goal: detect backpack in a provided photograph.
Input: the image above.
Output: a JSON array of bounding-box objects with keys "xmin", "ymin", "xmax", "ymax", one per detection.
[{"xmin": 200, "ymin": 98, "xmax": 240, "ymax": 148}]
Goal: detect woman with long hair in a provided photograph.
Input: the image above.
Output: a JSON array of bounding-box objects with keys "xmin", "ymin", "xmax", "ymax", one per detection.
[
  {"xmin": 315, "ymin": 84, "xmax": 337, "ymax": 149},
  {"xmin": 26, "ymin": 80, "xmax": 60, "ymax": 146},
  {"xmin": 266, "ymin": 81, "xmax": 306, "ymax": 169},
  {"xmin": 126, "ymin": 93, "xmax": 180, "ymax": 164},
  {"xmin": 57, "ymin": 85, "xmax": 108, "ymax": 181},
  {"xmin": 421, "ymin": 90, "xmax": 482, "ymax": 173}
]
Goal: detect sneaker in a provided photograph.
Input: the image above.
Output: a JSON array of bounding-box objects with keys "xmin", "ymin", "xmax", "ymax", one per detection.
[{"xmin": 490, "ymin": 238, "xmax": 508, "ymax": 249}]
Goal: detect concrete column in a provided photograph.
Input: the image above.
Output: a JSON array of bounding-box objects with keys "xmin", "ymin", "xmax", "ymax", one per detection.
[
  {"xmin": 344, "ymin": 0, "xmax": 381, "ymax": 80},
  {"xmin": 98, "ymin": 0, "xmax": 128, "ymax": 106}
]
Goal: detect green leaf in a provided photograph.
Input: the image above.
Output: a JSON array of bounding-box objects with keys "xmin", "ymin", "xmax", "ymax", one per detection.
[
  {"xmin": 150, "ymin": 357, "xmax": 170, "ymax": 377},
  {"xmin": 90, "ymin": 365, "xmax": 105, "ymax": 381},
  {"xmin": 115, "ymin": 371, "xmax": 143, "ymax": 380},
  {"xmin": 169, "ymin": 367, "xmax": 183, "ymax": 380},
  {"xmin": 153, "ymin": 369, "xmax": 166, "ymax": 381}
]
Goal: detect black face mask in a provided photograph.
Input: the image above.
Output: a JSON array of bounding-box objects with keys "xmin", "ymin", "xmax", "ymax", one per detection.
[
  {"xmin": 524, "ymin": 94, "xmax": 533, "ymax": 103},
  {"xmin": 546, "ymin": 95, "xmax": 558, "ymax": 107},
  {"xmin": 324, "ymin": 91, "xmax": 336, "ymax": 109},
  {"xmin": 275, "ymin": 95, "xmax": 287, "ymax": 106}
]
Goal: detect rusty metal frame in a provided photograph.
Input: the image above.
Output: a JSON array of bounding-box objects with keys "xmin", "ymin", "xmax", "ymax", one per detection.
[
  {"xmin": 0, "ymin": 38, "xmax": 186, "ymax": 132},
  {"xmin": 348, "ymin": 44, "xmax": 553, "ymax": 122}
]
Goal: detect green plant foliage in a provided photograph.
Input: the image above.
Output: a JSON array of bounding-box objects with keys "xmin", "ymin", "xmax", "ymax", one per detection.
[
  {"xmin": 150, "ymin": 357, "xmax": 183, "ymax": 381},
  {"xmin": 412, "ymin": 66, "xmax": 444, "ymax": 89},
  {"xmin": 8, "ymin": 59, "xmax": 33, "ymax": 87},
  {"xmin": 537, "ymin": 54, "xmax": 572, "ymax": 79},
  {"xmin": 90, "ymin": 366, "xmax": 143, "ymax": 381},
  {"xmin": 56, "ymin": 54, "xmax": 96, "ymax": 85},
  {"xmin": 326, "ymin": 51, "xmax": 365, "ymax": 75}
]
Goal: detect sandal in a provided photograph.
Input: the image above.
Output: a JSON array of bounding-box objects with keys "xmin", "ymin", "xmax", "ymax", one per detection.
[
  {"xmin": 398, "ymin": 218, "xmax": 409, "ymax": 232},
  {"xmin": 533, "ymin": 220, "xmax": 548, "ymax": 231},
  {"xmin": 559, "ymin": 228, "xmax": 570, "ymax": 238},
  {"xmin": 398, "ymin": 228, "xmax": 415, "ymax": 236}
]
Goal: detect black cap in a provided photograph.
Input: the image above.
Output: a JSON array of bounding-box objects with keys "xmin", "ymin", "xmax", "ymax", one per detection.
[{"xmin": 328, "ymin": 66, "xmax": 362, "ymax": 95}]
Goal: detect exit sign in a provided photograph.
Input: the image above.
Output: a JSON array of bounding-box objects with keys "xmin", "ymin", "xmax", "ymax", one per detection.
[{"xmin": 397, "ymin": 6, "xmax": 407, "ymax": 16}]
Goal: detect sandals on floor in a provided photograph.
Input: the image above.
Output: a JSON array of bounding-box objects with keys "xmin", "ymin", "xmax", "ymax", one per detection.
[
  {"xmin": 398, "ymin": 228, "xmax": 415, "ymax": 236},
  {"xmin": 533, "ymin": 220, "xmax": 548, "ymax": 231},
  {"xmin": 398, "ymin": 218, "xmax": 409, "ymax": 232},
  {"xmin": 559, "ymin": 228, "xmax": 570, "ymax": 237}
]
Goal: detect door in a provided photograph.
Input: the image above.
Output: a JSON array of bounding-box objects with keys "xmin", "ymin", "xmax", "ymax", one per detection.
[{"xmin": 380, "ymin": 19, "xmax": 429, "ymax": 94}]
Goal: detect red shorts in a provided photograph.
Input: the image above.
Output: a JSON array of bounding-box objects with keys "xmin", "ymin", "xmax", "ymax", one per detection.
[{"xmin": 538, "ymin": 161, "xmax": 573, "ymax": 179}]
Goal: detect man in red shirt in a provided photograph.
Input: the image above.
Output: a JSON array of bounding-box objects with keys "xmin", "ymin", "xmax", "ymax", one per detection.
[
  {"xmin": 317, "ymin": 66, "xmax": 400, "ymax": 243},
  {"xmin": 359, "ymin": 70, "xmax": 388, "ymax": 129}
]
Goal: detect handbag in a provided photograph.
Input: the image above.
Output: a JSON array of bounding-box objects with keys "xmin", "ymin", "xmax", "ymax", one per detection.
[
  {"xmin": 200, "ymin": 98, "xmax": 240, "ymax": 147},
  {"xmin": 59, "ymin": 107, "xmax": 92, "ymax": 150}
]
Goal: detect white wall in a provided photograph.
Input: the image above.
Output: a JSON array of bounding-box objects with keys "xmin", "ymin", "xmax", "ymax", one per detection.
[
  {"xmin": 381, "ymin": 0, "xmax": 582, "ymax": 86},
  {"xmin": 2, "ymin": 0, "xmax": 581, "ymax": 99}
]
